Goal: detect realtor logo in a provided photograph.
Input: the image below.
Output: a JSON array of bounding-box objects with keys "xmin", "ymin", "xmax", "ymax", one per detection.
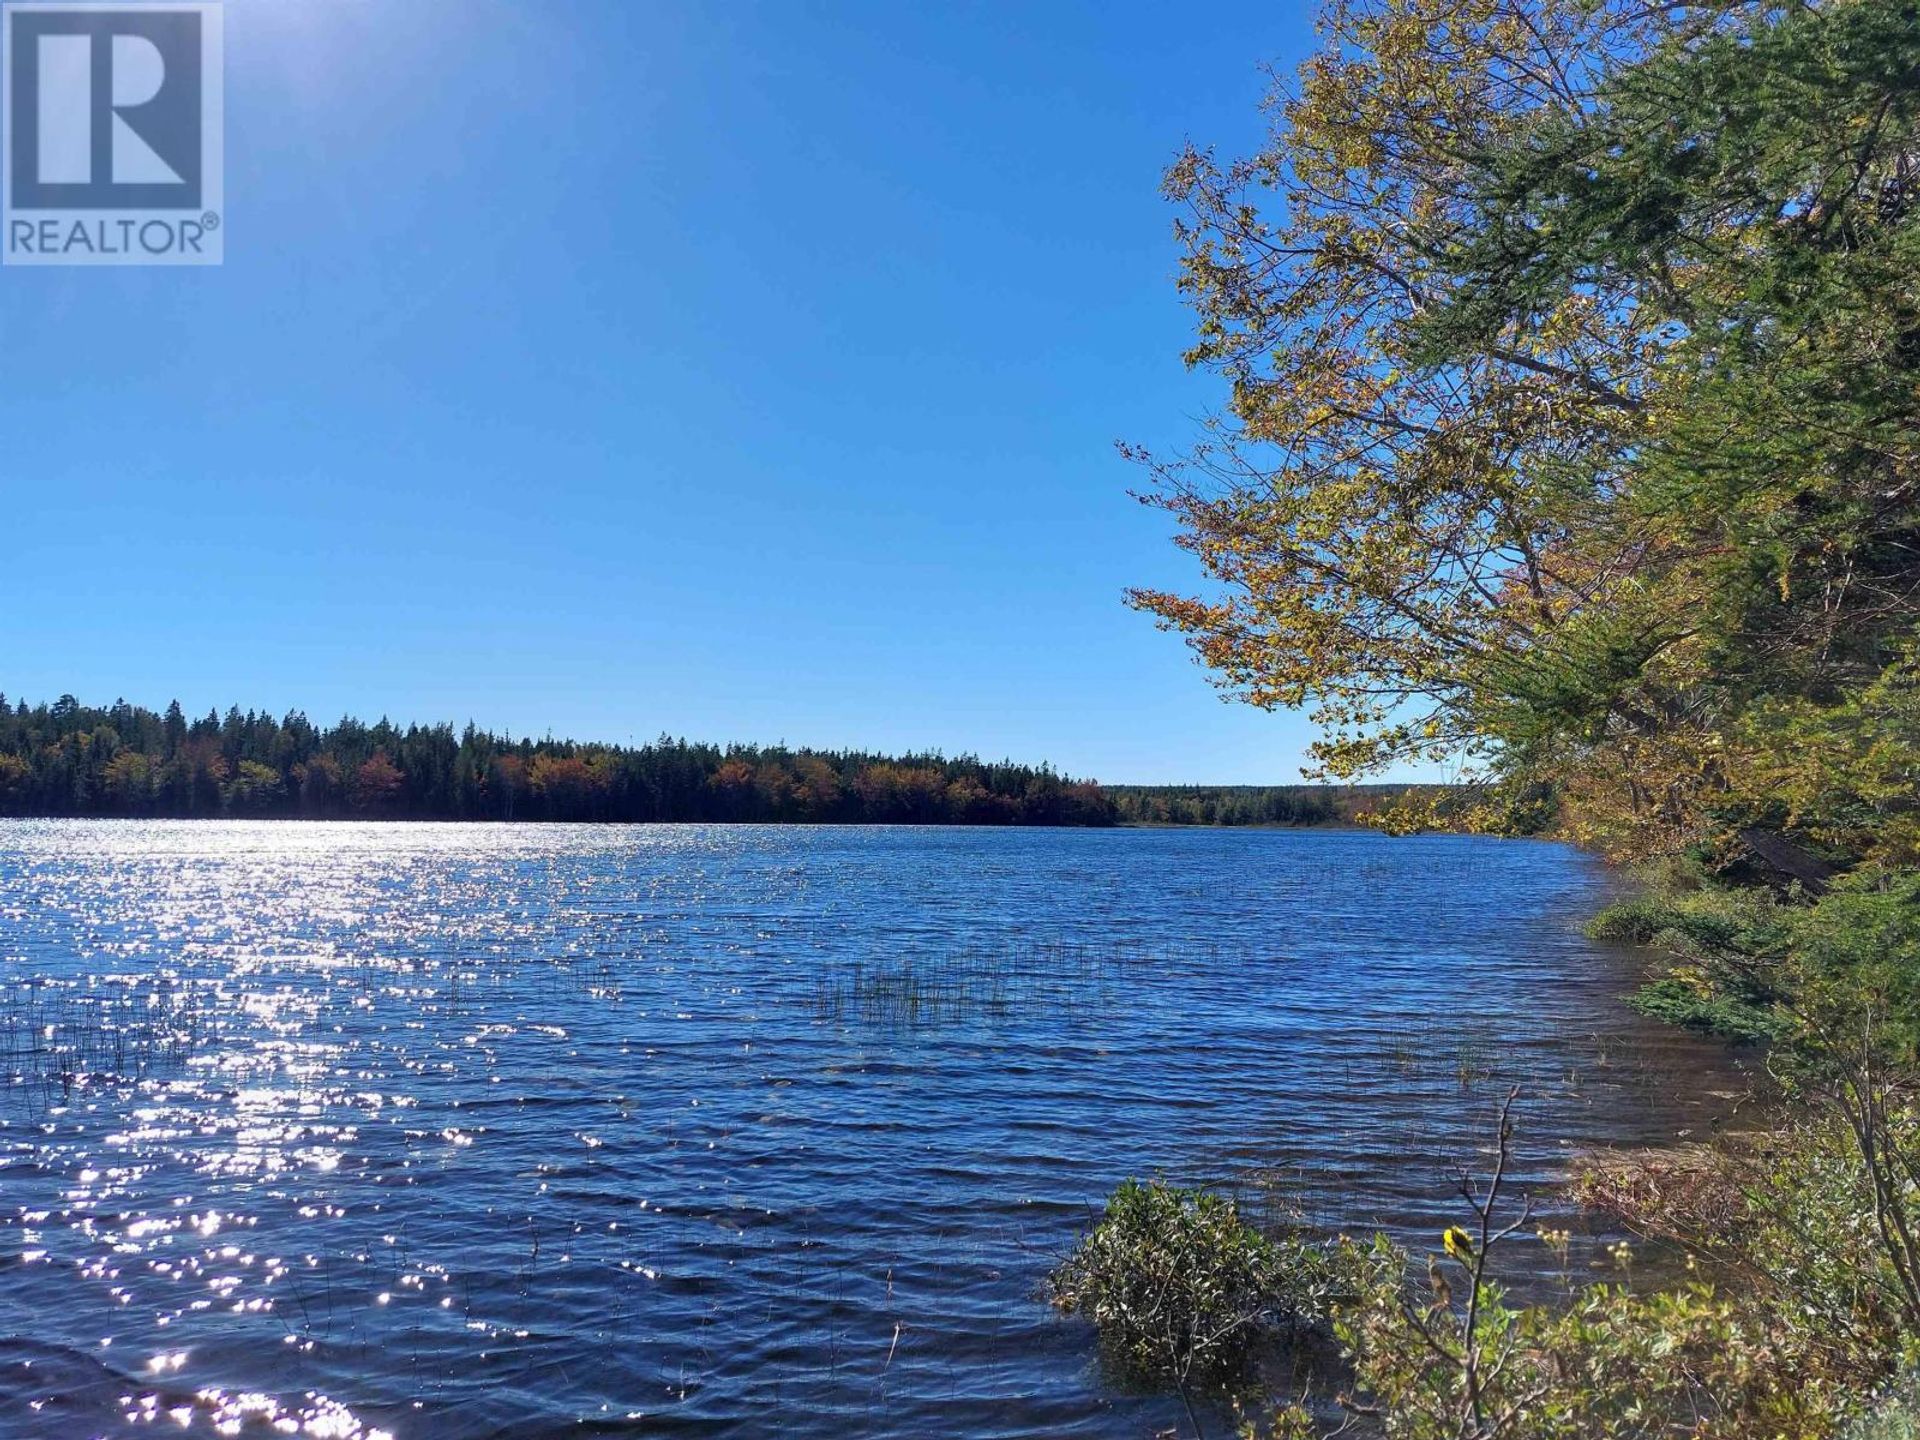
[{"xmin": 3, "ymin": 2, "xmax": 222, "ymax": 265}]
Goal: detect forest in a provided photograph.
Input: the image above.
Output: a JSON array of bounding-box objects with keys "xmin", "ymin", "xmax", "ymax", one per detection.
[
  {"xmin": 1106, "ymin": 785, "xmax": 1343, "ymax": 826},
  {"xmin": 0, "ymin": 693, "xmax": 1116, "ymax": 826},
  {"xmin": 1104, "ymin": 783, "xmax": 1443, "ymax": 827}
]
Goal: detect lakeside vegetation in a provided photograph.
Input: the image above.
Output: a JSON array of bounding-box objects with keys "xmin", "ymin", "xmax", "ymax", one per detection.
[{"xmin": 1065, "ymin": 0, "xmax": 1920, "ymax": 1433}]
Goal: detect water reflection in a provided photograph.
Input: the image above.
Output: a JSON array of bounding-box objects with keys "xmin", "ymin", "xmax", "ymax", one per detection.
[{"xmin": 0, "ymin": 821, "xmax": 1747, "ymax": 1436}]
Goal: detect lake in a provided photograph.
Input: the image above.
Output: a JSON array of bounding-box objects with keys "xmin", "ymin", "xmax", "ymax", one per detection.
[{"xmin": 0, "ymin": 822, "xmax": 1745, "ymax": 1438}]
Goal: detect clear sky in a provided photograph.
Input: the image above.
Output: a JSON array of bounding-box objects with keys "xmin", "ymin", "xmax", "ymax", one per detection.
[{"xmin": 1, "ymin": 0, "xmax": 1342, "ymax": 785}]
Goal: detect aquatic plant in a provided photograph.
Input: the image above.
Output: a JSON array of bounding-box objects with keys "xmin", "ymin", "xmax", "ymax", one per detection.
[
  {"xmin": 0, "ymin": 972, "xmax": 214, "ymax": 1109},
  {"xmin": 810, "ymin": 939, "xmax": 1166, "ymax": 1029}
]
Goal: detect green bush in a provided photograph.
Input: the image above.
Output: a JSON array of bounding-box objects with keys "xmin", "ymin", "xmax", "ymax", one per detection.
[
  {"xmin": 1630, "ymin": 976, "xmax": 1786, "ymax": 1043},
  {"xmin": 1050, "ymin": 1179, "xmax": 1340, "ymax": 1387},
  {"xmin": 1331, "ymin": 1239, "xmax": 1852, "ymax": 1440},
  {"xmin": 1848, "ymin": 1390, "xmax": 1920, "ymax": 1440},
  {"xmin": 1587, "ymin": 897, "xmax": 1682, "ymax": 945}
]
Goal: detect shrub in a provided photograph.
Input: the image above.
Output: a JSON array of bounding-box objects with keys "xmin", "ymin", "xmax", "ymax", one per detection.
[
  {"xmin": 1050, "ymin": 1179, "xmax": 1340, "ymax": 1388},
  {"xmin": 1630, "ymin": 976, "xmax": 1786, "ymax": 1043},
  {"xmin": 1065, "ymin": 1098, "xmax": 1914, "ymax": 1438},
  {"xmin": 1335, "ymin": 1254, "xmax": 1851, "ymax": 1440},
  {"xmin": 1587, "ymin": 897, "xmax": 1682, "ymax": 945},
  {"xmin": 1332, "ymin": 1093, "xmax": 1862, "ymax": 1440},
  {"xmin": 1574, "ymin": 1142, "xmax": 1751, "ymax": 1241},
  {"xmin": 1849, "ymin": 1389, "xmax": 1920, "ymax": 1440}
]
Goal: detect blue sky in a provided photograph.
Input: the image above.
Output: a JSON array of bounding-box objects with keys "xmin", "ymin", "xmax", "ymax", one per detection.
[{"xmin": 1, "ymin": 0, "xmax": 1339, "ymax": 785}]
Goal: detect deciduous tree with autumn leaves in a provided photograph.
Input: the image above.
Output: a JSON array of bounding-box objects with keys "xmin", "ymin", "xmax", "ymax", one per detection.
[{"xmin": 1132, "ymin": 0, "xmax": 1920, "ymax": 872}]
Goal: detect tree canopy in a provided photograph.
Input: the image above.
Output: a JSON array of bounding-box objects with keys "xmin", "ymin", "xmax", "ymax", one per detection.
[{"xmin": 1132, "ymin": 0, "xmax": 1920, "ymax": 868}]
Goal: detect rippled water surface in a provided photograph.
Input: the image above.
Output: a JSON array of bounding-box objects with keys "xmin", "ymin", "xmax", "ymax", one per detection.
[{"xmin": 0, "ymin": 822, "xmax": 1746, "ymax": 1438}]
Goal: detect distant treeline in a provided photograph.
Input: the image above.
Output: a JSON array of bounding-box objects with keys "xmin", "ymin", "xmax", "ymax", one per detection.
[
  {"xmin": 0, "ymin": 694, "xmax": 1115, "ymax": 826},
  {"xmin": 1106, "ymin": 784, "xmax": 1435, "ymax": 827}
]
